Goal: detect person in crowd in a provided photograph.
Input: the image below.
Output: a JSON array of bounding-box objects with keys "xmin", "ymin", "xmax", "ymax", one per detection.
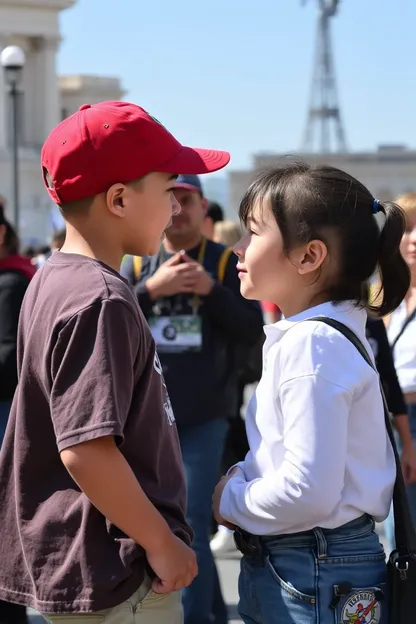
[
  {"xmin": 34, "ymin": 227, "xmax": 66, "ymax": 269},
  {"xmin": 0, "ymin": 101, "xmax": 230, "ymax": 624},
  {"xmin": 21, "ymin": 245, "xmax": 36, "ymax": 259},
  {"xmin": 366, "ymin": 316, "xmax": 416, "ymax": 482},
  {"xmin": 123, "ymin": 173, "xmax": 264, "ymax": 624},
  {"xmin": 202, "ymin": 200, "xmax": 224, "ymax": 239},
  {"xmin": 0, "ymin": 202, "xmax": 35, "ymax": 441},
  {"xmin": 213, "ymin": 163, "xmax": 409, "ymax": 624},
  {"xmin": 383, "ymin": 191, "xmax": 416, "ymax": 550},
  {"xmin": 0, "ymin": 200, "xmax": 35, "ymax": 624},
  {"xmin": 213, "ymin": 219, "xmax": 242, "ymax": 247}
]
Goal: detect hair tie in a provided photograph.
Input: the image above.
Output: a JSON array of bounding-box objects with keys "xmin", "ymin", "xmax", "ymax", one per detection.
[{"xmin": 372, "ymin": 199, "xmax": 386, "ymax": 233}]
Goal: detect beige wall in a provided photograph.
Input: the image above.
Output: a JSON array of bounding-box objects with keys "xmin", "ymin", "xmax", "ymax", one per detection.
[{"xmin": 59, "ymin": 75, "xmax": 125, "ymax": 119}]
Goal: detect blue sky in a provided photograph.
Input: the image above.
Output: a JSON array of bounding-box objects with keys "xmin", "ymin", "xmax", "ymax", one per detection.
[{"xmin": 58, "ymin": 0, "xmax": 415, "ymax": 171}]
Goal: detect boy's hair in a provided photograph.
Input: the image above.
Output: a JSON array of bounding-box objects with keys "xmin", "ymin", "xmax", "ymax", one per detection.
[
  {"xmin": 239, "ymin": 162, "xmax": 410, "ymax": 318},
  {"xmin": 58, "ymin": 179, "xmax": 144, "ymax": 217}
]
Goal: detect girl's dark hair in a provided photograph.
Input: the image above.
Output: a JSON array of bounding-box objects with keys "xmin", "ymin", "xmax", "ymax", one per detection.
[
  {"xmin": 1, "ymin": 220, "xmax": 19, "ymax": 255},
  {"xmin": 239, "ymin": 162, "xmax": 410, "ymax": 317}
]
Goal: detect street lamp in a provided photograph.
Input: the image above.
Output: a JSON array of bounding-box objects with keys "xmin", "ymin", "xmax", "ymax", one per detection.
[{"xmin": 0, "ymin": 45, "xmax": 26, "ymax": 235}]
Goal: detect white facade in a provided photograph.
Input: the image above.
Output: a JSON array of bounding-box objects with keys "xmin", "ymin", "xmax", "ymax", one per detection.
[
  {"xmin": 59, "ymin": 74, "xmax": 125, "ymax": 120},
  {"xmin": 229, "ymin": 146, "xmax": 416, "ymax": 216},
  {"xmin": 0, "ymin": 0, "xmax": 124, "ymax": 244}
]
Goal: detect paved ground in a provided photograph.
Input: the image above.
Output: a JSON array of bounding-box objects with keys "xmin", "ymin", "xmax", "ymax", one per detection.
[{"xmin": 217, "ymin": 548, "xmax": 242, "ymax": 623}]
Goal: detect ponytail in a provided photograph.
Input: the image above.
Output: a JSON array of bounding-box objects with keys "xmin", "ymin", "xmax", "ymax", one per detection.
[{"xmin": 369, "ymin": 201, "xmax": 410, "ymax": 317}]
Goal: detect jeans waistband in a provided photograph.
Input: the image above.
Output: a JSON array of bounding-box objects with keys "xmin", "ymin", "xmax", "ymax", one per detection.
[{"xmin": 234, "ymin": 514, "xmax": 374, "ymax": 558}]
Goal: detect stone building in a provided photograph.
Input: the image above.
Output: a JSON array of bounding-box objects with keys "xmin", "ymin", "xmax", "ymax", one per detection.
[{"xmin": 0, "ymin": 0, "xmax": 124, "ymax": 243}]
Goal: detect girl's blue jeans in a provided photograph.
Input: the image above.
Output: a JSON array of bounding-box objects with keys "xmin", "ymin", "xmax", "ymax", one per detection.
[{"xmin": 237, "ymin": 514, "xmax": 387, "ymax": 624}]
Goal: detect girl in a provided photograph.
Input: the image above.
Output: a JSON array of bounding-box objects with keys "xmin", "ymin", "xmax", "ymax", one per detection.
[{"xmin": 212, "ymin": 163, "xmax": 410, "ymax": 624}]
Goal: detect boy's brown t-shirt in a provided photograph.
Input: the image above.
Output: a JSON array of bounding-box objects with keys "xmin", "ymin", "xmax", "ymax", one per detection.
[{"xmin": 0, "ymin": 252, "xmax": 192, "ymax": 614}]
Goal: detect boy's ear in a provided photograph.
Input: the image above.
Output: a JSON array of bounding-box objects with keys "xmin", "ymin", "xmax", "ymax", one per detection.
[{"xmin": 106, "ymin": 184, "xmax": 126, "ymax": 217}]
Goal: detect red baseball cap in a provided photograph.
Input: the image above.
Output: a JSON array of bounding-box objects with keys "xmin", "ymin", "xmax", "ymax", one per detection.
[{"xmin": 41, "ymin": 101, "xmax": 230, "ymax": 205}]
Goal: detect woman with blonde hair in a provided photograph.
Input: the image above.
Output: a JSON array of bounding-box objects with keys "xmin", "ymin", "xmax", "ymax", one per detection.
[{"xmin": 384, "ymin": 191, "xmax": 416, "ymax": 550}]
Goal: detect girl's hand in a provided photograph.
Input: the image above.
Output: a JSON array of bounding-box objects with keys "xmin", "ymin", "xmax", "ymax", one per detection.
[{"xmin": 212, "ymin": 467, "xmax": 241, "ymax": 529}]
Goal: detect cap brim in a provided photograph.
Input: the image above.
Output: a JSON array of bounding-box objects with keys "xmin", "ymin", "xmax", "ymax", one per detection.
[{"xmin": 159, "ymin": 146, "xmax": 230, "ymax": 175}]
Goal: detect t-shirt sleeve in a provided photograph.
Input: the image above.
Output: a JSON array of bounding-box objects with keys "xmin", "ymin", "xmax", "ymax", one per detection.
[{"xmin": 50, "ymin": 299, "xmax": 139, "ymax": 452}]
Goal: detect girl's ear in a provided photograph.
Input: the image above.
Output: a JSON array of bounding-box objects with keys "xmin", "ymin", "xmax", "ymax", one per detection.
[{"xmin": 293, "ymin": 240, "xmax": 328, "ymax": 275}]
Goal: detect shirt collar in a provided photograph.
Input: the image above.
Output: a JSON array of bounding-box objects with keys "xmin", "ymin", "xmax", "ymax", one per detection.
[{"xmin": 264, "ymin": 300, "xmax": 368, "ymax": 344}]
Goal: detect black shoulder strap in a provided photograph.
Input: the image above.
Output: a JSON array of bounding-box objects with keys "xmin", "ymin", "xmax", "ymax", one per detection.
[
  {"xmin": 307, "ymin": 316, "xmax": 416, "ymax": 553},
  {"xmin": 391, "ymin": 307, "xmax": 416, "ymax": 351}
]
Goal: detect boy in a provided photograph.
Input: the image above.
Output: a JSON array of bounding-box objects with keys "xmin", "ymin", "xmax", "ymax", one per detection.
[{"xmin": 0, "ymin": 101, "xmax": 230, "ymax": 624}]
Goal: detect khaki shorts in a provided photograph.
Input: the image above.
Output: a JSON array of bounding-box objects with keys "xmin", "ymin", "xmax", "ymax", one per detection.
[{"xmin": 42, "ymin": 576, "xmax": 183, "ymax": 624}]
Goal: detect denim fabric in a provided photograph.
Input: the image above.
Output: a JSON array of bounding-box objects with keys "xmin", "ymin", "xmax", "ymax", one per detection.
[
  {"xmin": 237, "ymin": 515, "xmax": 387, "ymax": 624},
  {"xmin": 179, "ymin": 418, "xmax": 229, "ymax": 624}
]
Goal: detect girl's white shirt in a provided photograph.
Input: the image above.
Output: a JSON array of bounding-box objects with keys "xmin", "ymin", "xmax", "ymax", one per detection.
[
  {"xmin": 387, "ymin": 301, "xmax": 416, "ymax": 394},
  {"xmin": 220, "ymin": 301, "xmax": 395, "ymax": 535}
]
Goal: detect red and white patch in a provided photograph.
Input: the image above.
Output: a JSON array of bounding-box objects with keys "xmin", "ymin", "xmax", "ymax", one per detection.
[{"xmin": 341, "ymin": 590, "xmax": 381, "ymax": 623}]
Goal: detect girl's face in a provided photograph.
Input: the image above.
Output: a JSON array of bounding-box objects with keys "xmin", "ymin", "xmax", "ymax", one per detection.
[
  {"xmin": 233, "ymin": 200, "xmax": 300, "ymax": 306},
  {"xmin": 234, "ymin": 199, "xmax": 329, "ymax": 317},
  {"xmin": 400, "ymin": 210, "xmax": 416, "ymax": 280}
]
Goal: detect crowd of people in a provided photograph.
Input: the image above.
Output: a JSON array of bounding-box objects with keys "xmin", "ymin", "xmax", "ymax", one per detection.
[{"xmin": 0, "ymin": 100, "xmax": 415, "ymax": 624}]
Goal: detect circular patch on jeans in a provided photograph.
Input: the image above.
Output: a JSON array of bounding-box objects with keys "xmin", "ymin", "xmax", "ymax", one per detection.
[{"xmin": 341, "ymin": 590, "xmax": 381, "ymax": 623}]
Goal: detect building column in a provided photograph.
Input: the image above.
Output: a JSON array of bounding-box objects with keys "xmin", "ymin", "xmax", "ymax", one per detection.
[
  {"xmin": 37, "ymin": 36, "xmax": 61, "ymax": 143},
  {"xmin": 0, "ymin": 36, "xmax": 9, "ymax": 151}
]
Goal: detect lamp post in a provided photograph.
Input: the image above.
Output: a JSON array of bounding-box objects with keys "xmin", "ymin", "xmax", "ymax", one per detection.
[{"xmin": 0, "ymin": 45, "xmax": 25, "ymax": 235}]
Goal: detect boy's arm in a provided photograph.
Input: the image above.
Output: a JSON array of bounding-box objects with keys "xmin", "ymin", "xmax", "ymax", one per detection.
[
  {"xmin": 51, "ymin": 299, "xmax": 197, "ymax": 592},
  {"xmin": 61, "ymin": 437, "xmax": 173, "ymax": 554}
]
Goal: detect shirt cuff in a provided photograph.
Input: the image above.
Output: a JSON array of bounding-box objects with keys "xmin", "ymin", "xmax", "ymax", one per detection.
[{"xmin": 226, "ymin": 462, "xmax": 245, "ymax": 476}]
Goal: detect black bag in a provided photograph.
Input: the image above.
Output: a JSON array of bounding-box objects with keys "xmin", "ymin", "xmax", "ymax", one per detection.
[{"xmin": 307, "ymin": 316, "xmax": 416, "ymax": 624}]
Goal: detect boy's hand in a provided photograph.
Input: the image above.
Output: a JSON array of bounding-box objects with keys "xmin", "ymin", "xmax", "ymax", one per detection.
[{"xmin": 147, "ymin": 534, "xmax": 198, "ymax": 594}]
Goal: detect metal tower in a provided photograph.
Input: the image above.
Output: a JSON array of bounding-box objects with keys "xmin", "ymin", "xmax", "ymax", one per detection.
[{"xmin": 301, "ymin": 0, "xmax": 347, "ymax": 153}]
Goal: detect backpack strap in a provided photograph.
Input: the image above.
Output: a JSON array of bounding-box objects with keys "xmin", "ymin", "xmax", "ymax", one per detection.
[{"xmin": 217, "ymin": 247, "xmax": 233, "ymax": 284}]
